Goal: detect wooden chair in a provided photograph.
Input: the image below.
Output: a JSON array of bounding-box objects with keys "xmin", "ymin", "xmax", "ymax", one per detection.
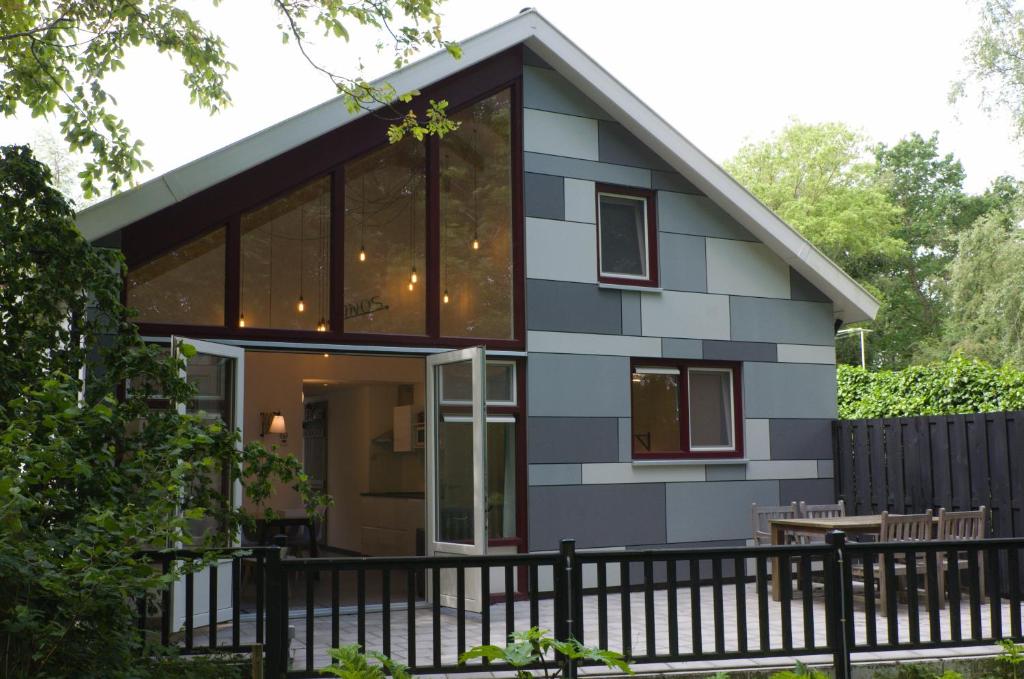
[
  {"xmin": 793, "ymin": 500, "xmax": 846, "ymax": 543},
  {"xmin": 751, "ymin": 502, "xmax": 798, "ymax": 546},
  {"xmin": 937, "ymin": 506, "xmax": 987, "ymax": 607},
  {"xmin": 873, "ymin": 510, "xmax": 934, "ymax": 614}
]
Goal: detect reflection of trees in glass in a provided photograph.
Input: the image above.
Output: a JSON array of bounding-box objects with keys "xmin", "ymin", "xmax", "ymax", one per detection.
[
  {"xmin": 440, "ymin": 89, "xmax": 514, "ymax": 339},
  {"xmin": 126, "ymin": 226, "xmax": 226, "ymax": 325},
  {"xmin": 240, "ymin": 176, "xmax": 331, "ymax": 330},
  {"xmin": 344, "ymin": 139, "xmax": 427, "ymax": 335}
]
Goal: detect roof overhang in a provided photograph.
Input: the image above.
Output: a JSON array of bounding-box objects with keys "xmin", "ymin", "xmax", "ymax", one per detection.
[{"xmin": 77, "ymin": 9, "xmax": 879, "ymax": 323}]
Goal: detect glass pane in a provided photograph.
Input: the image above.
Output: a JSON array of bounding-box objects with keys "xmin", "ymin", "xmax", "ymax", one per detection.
[
  {"xmin": 599, "ymin": 195, "xmax": 647, "ymax": 277},
  {"xmin": 439, "ymin": 89, "xmax": 514, "ymax": 339},
  {"xmin": 436, "ymin": 359, "xmax": 475, "ymax": 544},
  {"xmin": 127, "ymin": 227, "xmax": 226, "ymax": 325},
  {"xmin": 631, "ymin": 371, "xmax": 680, "ymax": 453},
  {"xmin": 240, "ymin": 176, "xmax": 331, "ymax": 330},
  {"xmin": 688, "ymin": 370, "xmax": 734, "ymax": 448},
  {"xmin": 184, "ymin": 353, "xmax": 234, "ymax": 541},
  {"xmin": 344, "ymin": 140, "xmax": 426, "ymax": 335},
  {"xmin": 487, "ymin": 420, "xmax": 516, "ymax": 539},
  {"xmin": 440, "ymin": 361, "xmax": 512, "ymax": 404},
  {"xmin": 485, "ymin": 363, "xmax": 515, "ymax": 403}
]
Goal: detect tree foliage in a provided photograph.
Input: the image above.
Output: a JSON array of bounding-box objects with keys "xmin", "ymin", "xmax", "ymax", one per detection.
[
  {"xmin": 0, "ymin": 144, "xmax": 327, "ymax": 677},
  {"xmin": 0, "ymin": 0, "xmax": 460, "ymax": 198},
  {"xmin": 837, "ymin": 354, "xmax": 1024, "ymax": 419}
]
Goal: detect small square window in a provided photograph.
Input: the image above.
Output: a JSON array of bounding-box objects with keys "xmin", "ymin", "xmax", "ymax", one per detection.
[{"xmin": 597, "ymin": 186, "xmax": 658, "ymax": 286}]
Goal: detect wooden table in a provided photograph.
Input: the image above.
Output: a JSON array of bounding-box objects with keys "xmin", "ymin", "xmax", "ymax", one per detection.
[
  {"xmin": 257, "ymin": 516, "xmax": 319, "ymax": 558},
  {"xmin": 768, "ymin": 515, "xmax": 889, "ymax": 601}
]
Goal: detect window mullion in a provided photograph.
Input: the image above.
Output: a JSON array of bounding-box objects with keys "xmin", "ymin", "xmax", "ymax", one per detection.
[{"xmin": 679, "ymin": 363, "xmax": 688, "ymax": 454}]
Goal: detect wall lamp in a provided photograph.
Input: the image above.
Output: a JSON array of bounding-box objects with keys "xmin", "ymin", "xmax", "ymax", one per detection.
[{"xmin": 259, "ymin": 411, "xmax": 288, "ymax": 443}]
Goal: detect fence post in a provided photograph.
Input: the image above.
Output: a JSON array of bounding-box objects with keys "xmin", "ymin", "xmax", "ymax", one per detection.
[
  {"xmin": 264, "ymin": 536, "xmax": 289, "ymax": 679},
  {"xmin": 825, "ymin": 530, "xmax": 852, "ymax": 679},
  {"xmin": 555, "ymin": 539, "xmax": 578, "ymax": 679}
]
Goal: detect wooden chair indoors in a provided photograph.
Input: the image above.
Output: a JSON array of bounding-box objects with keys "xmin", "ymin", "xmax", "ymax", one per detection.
[{"xmin": 937, "ymin": 506, "xmax": 988, "ymax": 607}]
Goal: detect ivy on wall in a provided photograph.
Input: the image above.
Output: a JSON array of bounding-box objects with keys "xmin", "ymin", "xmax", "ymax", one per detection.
[{"xmin": 837, "ymin": 353, "xmax": 1024, "ymax": 419}]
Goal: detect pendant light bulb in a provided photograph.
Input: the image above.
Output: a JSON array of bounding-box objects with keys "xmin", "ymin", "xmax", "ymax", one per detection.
[
  {"xmin": 410, "ymin": 268, "xmax": 418, "ymax": 284},
  {"xmin": 359, "ymin": 247, "xmax": 366, "ymax": 262},
  {"xmin": 238, "ymin": 314, "xmax": 246, "ymax": 328},
  {"xmin": 408, "ymin": 281, "xmax": 414, "ymax": 291},
  {"xmin": 443, "ymin": 289, "xmax": 450, "ymax": 304},
  {"xmin": 316, "ymin": 318, "xmax": 327, "ymax": 332},
  {"xmin": 297, "ymin": 296, "xmax": 305, "ymax": 313},
  {"xmin": 472, "ymin": 237, "xmax": 480, "ymax": 251}
]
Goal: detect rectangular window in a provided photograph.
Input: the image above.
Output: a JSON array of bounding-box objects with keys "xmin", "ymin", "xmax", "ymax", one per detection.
[
  {"xmin": 597, "ymin": 186, "xmax": 658, "ymax": 286},
  {"xmin": 631, "ymin": 360, "xmax": 741, "ymax": 459}
]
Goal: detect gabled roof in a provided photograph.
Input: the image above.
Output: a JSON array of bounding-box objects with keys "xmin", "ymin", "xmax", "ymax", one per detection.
[{"xmin": 78, "ymin": 9, "xmax": 879, "ymax": 322}]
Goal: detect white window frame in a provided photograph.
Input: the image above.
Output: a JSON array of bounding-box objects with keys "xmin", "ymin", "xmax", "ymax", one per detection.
[
  {"xmin": 597, "ymin": 191, "xmax": 652, "ymax": 282},
  {"xmin": 439, "ymin": 360, "xmax": 517, "ymax": 407},
  {"xmin": 685, "ymin": 366, "xmax": 737, "ymax": 453}
]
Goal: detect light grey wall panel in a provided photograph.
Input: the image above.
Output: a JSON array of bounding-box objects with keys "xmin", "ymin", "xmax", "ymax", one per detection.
[
  {"xmin": 779, "ymin": 478, "xmax": 835, "ymax": 505},
  {"xmin": 790, "ymin": 267, "xmax": 831, "ymax": 303},
  {"xmin": 528, "ymin": 464, "xmax": 582, "ymax": 486},
  {"xmin": 652, "ymin": 170, "xmax": 702, "ymax": 195},
  {"xmin": 527, "ymin": 331, "xmax": 660, "ymax": 357},
  {"xmin": 527, "ymin": 416, "xmax": 621, "ymax": 464},
  {"xmin": 524, "ymin": 172, "xmax": 564, "ymax": 220},
  {"xmin": 529, "ymin": 484, "xmax": 666, "ymax": 550},
  {"xmin": 658, "ymin": 192, "xmax": 756, "ymax": 241},
  {"xmin": 598, "ymin": 120, "xmax": 675, "ymax": 171},
  {"xmin": 661, "ymin": 338, "xmax": 703, "ymax": 359},
  {"xmin": 525, "ymin": 152, "xmax": 651, "ymax": 188},
  {"xmin": 582, "ymin": 462, "xmax": 704, "ymax": 484},
  {"xmin": 527, "ymin": 353, "xmax": 630, "ymax": 417},
  {"xmin": 666, "ymin": 480, "xmax": 779, "ymax": 543},
  {"xmin": 525, "ymin": 217, "xmax": 597, "ymax": 284},
  {"xmin": 706, "ymin": 238, "xmax": 791, "ymax": 299},
  {"xmin": 660, "ymin": 233, "xmax": 707, "ymax": 293},
  {"xmin": 745, "ymin": 419, "xmax": 771, "ymax": 460},
  {"xmin": 743, "ymin": 363, "xmax": 837, "ymax": 419},
  {"xmin": 745, "ymin": 460, "xmax": 819, "ymax": 480},
  {"xmin": 769, "ymin": 418, "xmax": 834, "ymax": 460},
  {"xmin": 730, "ymin": 297, "xmax": 835, "ymax": 346},
  {"xmin": 702, "ymin": 340, "xmax": 777, "ymax": 363},
  {"xmin": 707, "ymin": 464, "xmax": 747, "ymax": 481},
  {"xmin": 524, "ymin": 109, "xmax": 599, "ymax": 161},
  {"xmin": 621, "ymin": 291, "xmax": 642, "ymax": 335},
  {"xmin": 641, "ymin": 291, "xmax": 730, "ymax": 340},
  {"xmin": 777, "ymin": 344, "xmax": 836, "ymax": 364},
  {"xmin": 527, "ymin": 279, "xmax": 621, "ymax": 334},
  {"xmin": 523, "ymin": 65, "xmax": 612, "ymax": 120},
  {"xmin": 564, "ymin": 178, "xmax": 596, "ymax": 223}
]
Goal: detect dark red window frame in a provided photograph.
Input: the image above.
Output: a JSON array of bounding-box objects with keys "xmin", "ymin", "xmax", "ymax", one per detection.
[
  {"xmin": 595, "ymin": 183, "xmax": 659, "ymax": 288},
  {"xmin": 629, "ymin": 357, "xmax": 744, "ymax": 460},
  {"xmin": 120, "ymin": 48, "xmax": 525, "ymax": 352}
]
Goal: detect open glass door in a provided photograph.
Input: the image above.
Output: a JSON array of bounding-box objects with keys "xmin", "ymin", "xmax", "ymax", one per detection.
[
  {"xmin": 425, "ymin": 346, "xmax": 487, "ymax": 612},
  {"xmin": 170, "ymin": 336, "xmax": 245, "ymax": 632}
]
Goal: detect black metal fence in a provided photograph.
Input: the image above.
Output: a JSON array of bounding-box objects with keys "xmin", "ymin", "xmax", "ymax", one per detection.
[{"xmin": 141, "ymin": 536, "xmax": 1024, "ymax": 679}]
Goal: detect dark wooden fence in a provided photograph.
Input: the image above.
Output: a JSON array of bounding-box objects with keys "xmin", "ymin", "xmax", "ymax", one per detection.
[{"xmin": 833, "ymin": 411, "xmax": 1024, "ymax": 538}]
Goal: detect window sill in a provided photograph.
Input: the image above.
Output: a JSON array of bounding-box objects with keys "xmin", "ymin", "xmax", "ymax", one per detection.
[
  {"xmin": 632, "ymin": 458, "xmax": 747, "ymax": 466},
  {"xmin": 598, "ymin": 282, "xmax": 663, "ymax": 293}
]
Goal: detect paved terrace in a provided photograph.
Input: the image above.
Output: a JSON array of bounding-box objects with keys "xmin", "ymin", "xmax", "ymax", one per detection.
[{"xmin": 187, "ymin": 577, "xmax": 1015, "ymax": 677}]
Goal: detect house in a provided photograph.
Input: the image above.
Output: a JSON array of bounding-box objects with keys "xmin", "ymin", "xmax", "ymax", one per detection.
[{"xmin": 77, "ymin": 10, "xmax": 878, "ymax": 570}]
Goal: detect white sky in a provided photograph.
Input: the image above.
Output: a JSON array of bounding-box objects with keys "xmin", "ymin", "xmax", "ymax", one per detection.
[{"xmin": 3, "ymin": 0, "xmax": 1022, "ymax": 195}]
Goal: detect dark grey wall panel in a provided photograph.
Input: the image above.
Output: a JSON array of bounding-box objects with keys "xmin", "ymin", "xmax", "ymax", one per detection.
[
  {"xmin": 523, "ymin": 47, "xmax": 553, "ymax": 69},
  {"xmin": 666, "ymin": 480, "xmax": 779, "ymax": 542},
  {"xmin": 527, "ymin": 416, "xmax": 621, "ymax": 464},
  {"xmin": 702, "ymin": 340, "xmax": 777, "ymax": 362},
  {"xmin": 661, "ymin": 338, "xmax": 703, "ymax": 359},
  {"xmin": 652, "ymin": 170, "xmax": 702, "ymax": 195},
  {"xmin": 527, "ymin": 353, "xmax": 631, "ymax": 417},
  {"xmin": 528, "ymin": 484, "xmax": 666, "ymax": 550},
  {"xmin": 659, "ymin": 233, "xmax": 707, "ymax": 292},
  {"xmin": 706, "ymin": 464, "xmax": 747, "ymax": 481},
  {"xmin": 525, "ymin": 152, "xmax": 651, "ymax": 188},
  {"xmin": 779, "ymin": 478, "xmax": 836, "ymax": 505},
  {"xmin": 526, "ymin": 279, "xmax": 621, "ymax": 334},
  {"xmin": 525, "ymin": 172, "xmax": 565, "ymax": 220},
  {"xmin": 790, "ymin": 267, "xmax": 831, "ymax": 303},
  {"xmin": 769, "ymin": 418, "xmax": 834, "ymax": 460},
  {"xmin": 598, "ymin": 120, "xmax": 675, "ymax": 172},
  {"xmin": 730, "ymin": 297, "xmax": 835, "ymax": 346},
  {"xmin": 523, "ymin": 66, "xmax": 612, "ymax": 121},
  {"xmin": 658, "ymin": 192, "xmax": 757, "ymax": 241}
]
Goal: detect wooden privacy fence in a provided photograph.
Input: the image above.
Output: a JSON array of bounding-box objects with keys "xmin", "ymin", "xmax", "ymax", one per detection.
[{"xmin": 833, "ymin": 411, "xmax": 1024, "ymax": 538}]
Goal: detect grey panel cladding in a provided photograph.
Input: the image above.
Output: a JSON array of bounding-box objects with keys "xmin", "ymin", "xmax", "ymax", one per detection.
[
  {"xmin": 702, "ymin": 340, "xmax": 777, "ymax": 362},
  {"xmin": 598, "ymin": 120, "xmax": 675, "ymax": 172},
  {"xmin": 526, "ymin": 279, "xmax": 621, "ymax": 334},
  {"xmin": 779, "ymin": 478, "xmax": 836, "ymax": 505},
  {"xmin": 658, "ymin": 192, "xmax": 757, "ymax": 241},
  {"xmin": 790, "ymin": 267, "xmax": 831, "ymax": 303},
  {"xmin": 523, "ymin": 65, "xmax": 612, "ymax": 120},
  {"xmin": 730, "ymin": 297, "xmax": 835, "ymax": 345},
  {"xmin": 706, "ymin": 464, "xmax": 747, "ymax": 481},
  {"xmin": 743, "ymin": 363, "xmax": 838, "ymax": 420},
  {"xmin": 528, "ymin": 484, "xmax": 666, "ymax": 550},
  {"xmin": 527, "ymin": 353, "xmax": 630, "ymax": 417},
  {"xmin": 527, "ymin": 416, "xmax": 621, "ymax": 464},
  {"xmin": 661, "ymin": 338, "xmax": 703, "ymax": 359},
  {"xmin": 659, "ymin": 233, "xmax": 707, "ymax": 292},
  {"xmin": 523, "ymin": 47, "xmax": 553, "ymax": 69},
  {"xmin": 652, "ymin": 170, "xmax": 702, "ymax": 195},
  {"xmin": 665, "ymin": 480, "xmax": 779, "ymax": 543},
  {"xmin": 525, "ymin": 152, "xmax": 651, "ymax": 188},
  {"xmin": 621, "ymin": 292, "xmax": 642, "ymax": 335},
  {"xmin": 769, "ymin": 419, "xmax": 834, "ymax": 460},
  {"xmin": 528, "ymin": 464, "xmax": 582, "ymax": 486},
  {"xmin": 524, "ymin": 172, "xmax": 564, "ymax": 220}
]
